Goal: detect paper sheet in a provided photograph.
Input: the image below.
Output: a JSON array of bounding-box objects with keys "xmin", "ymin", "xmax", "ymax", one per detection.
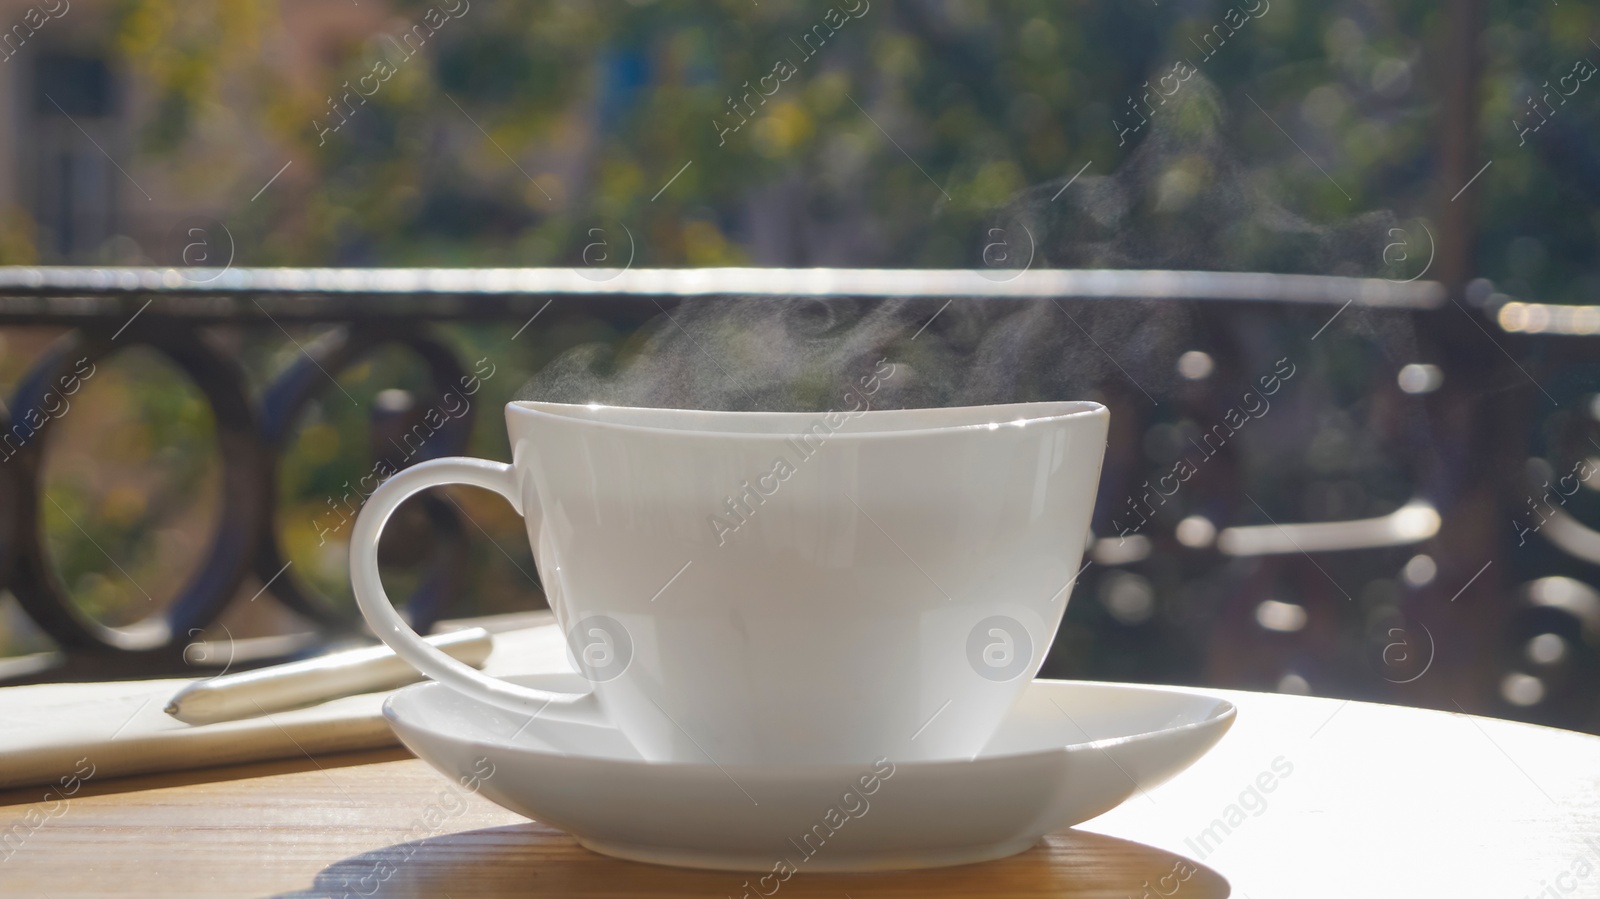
[{"xmin": 0, "ymin": 620, "xmax": 570, "ymax": 790}]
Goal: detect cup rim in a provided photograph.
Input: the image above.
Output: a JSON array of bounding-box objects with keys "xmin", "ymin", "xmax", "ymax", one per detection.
[{"xmin": 506, "ymin": 399, "xmax": 1107, "ymax": 440}]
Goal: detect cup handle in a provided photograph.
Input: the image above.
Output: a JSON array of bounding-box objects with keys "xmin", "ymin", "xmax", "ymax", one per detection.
[{"xmin": 351, "ymin": 456, "xmax": 603, "ymax": 725}]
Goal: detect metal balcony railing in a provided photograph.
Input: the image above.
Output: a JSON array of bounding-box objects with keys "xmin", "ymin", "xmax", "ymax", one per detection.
[{"xmin": 0, "ymin": 267, "xmax": 1595, "ymax": 736}]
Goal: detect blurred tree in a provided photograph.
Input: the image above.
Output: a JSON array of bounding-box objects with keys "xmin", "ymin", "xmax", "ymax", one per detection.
[{"xmin": 69, "ymin": 0, "xmax": 1585, "ymax": 305}]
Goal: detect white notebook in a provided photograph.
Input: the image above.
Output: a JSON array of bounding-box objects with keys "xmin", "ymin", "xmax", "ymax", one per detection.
[{"xmin": 0, "ymin": 617, "xmax": 567, "ymax": 790}]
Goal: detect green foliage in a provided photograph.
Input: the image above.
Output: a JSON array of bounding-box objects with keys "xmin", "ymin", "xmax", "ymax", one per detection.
[{"xmin": 40, "ymin": 348, "xmax": 219, "ymax": 627}]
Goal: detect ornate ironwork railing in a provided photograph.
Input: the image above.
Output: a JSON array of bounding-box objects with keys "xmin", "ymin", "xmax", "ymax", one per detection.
[{"xmin": 0, "ymin": 267, "xmax": 1595, "ymax": 735}]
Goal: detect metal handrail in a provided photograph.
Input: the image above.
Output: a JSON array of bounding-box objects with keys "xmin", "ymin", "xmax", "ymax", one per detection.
[{"xmin": 0, "ymin": 267, "xmax": 1446, "ymax": 323}]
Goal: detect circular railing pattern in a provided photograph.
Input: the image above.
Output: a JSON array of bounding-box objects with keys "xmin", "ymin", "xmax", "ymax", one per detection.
[
  {"xmin": 4, "ymin": 325, "xmax": 267, "ymax": 653},
  {"xmin": 257, "ymin": 325, "xmax": 475, "ymax": 631},
  {"xmin": 0, "ymin": 322, "xmax": 478, "ymax": 656}
]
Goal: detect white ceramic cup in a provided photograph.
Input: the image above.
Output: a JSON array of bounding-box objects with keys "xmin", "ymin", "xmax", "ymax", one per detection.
[{"xmin": 352, "ymin": 398, "xmax": 1108, "ymax": 766}]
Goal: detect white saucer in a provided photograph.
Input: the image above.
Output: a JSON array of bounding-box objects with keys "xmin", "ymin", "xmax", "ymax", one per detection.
[{"xmin": 383, "ymin": 674, "xmax": 1234, "ymax": 872}]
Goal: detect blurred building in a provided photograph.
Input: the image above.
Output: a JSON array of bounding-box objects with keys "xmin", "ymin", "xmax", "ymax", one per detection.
[{"xmin": 0, "ymin": 0, "xmax": 391, "ymax": 263}]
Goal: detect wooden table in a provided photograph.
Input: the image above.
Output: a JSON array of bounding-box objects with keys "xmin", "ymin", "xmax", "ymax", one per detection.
[{"xmin": 3, "ymin": 687, "xmax": 1598, "ymax": 898}]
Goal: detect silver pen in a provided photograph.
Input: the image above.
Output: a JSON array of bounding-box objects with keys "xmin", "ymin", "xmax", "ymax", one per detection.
[{"xmin": 165, "ymin": 627, "xmax": 493, "ymax": 725}]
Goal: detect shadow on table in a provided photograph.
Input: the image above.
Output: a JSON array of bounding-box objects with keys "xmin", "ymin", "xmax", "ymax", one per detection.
[{"xmin": 270, "ymin": 823, "xmax": 1230, "ymax": 898}]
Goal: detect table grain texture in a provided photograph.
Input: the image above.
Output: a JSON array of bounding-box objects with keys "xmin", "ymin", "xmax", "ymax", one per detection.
[{"xmin": 3, "ymin": 687, "xmax": 1598, "ymax": 898}]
